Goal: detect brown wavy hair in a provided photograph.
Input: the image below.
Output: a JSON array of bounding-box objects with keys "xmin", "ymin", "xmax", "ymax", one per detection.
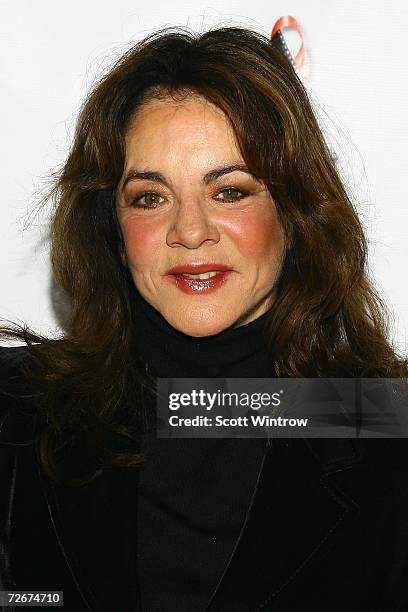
[{"xmin": 1, "ymin": 25, "xmax": 406, "ymax": 484}]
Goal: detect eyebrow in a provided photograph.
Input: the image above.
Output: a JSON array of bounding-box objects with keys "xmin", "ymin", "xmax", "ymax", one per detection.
[{"xmin": 120, "ymin": 163, "xmax": 257, "ymax": 192}]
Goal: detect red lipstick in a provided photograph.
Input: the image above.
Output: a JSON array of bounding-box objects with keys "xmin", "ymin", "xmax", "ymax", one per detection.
[
  {"xmin": 164, "ymin": 262, "xmax": 234, "ymax": 295},
  {"xmin": 165, "ymin": 263, "xmax": 232, "ymax": 274}
]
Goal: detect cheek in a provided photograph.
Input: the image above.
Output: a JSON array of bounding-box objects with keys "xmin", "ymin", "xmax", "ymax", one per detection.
[
  {"xmin": 120, "ymin": 217, "xmax": 163, "ymax": 268},
  {"xmin": 228, "ymin": 209, "xmax": 284, "ymax": 263}
]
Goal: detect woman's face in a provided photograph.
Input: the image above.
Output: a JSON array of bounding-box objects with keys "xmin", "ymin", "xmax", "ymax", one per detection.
[{"xmin": 116, "ymin": 94, "xmax": 285, "ymax": 337}]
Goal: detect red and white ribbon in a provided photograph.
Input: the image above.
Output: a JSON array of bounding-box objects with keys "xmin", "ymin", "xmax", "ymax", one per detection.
[{"xmin": 271, "ymin": 15, "xmax": 306, "ymax": 70}]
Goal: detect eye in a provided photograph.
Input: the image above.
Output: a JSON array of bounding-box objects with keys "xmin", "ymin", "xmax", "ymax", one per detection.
[
  {"xmin": 129, "ymin": 192, "xmax": 165, "ymax": 209},
  {"xmin": 128, "ymin": 187, "xmax": 249, "ymax": 209},
  {"xmin": 215, "ymin": 187, "xmax": 248, "ymax": 203}
]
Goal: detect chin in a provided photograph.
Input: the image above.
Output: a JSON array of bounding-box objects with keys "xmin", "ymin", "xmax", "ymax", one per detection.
[{"xmin": 167, "ymin": 314, "xmax": 233, "ymax": 338}]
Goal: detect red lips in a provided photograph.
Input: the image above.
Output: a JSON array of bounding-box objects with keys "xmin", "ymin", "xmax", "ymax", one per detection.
[
  {"xmin": 164, "ymin": 263, "xmax": 234, "ymax": 295},
  {"xmin": 165, "ymin": 262, "xmax": 232, "ymax": 275}
]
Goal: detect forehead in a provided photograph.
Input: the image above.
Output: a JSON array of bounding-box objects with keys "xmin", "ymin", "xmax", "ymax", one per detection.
[{"xmin": 125, "ymin": 94, "xmax": 238, "ymax": 149}]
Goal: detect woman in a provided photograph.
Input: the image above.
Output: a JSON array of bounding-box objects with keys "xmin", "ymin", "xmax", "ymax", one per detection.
[{"xmin": 1, "ymin": 26, "xmax": 407, "ymax": 612}]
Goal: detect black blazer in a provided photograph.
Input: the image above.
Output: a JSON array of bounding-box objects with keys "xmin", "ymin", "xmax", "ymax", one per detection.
[{"xmin": 1, "ymin": 346, "xmax": 408, "ymax": 611}]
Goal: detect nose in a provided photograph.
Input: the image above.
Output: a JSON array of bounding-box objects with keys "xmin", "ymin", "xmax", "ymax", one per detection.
[{"xmin": 166, "ymin": 197, "xmax": 220, "ymax": 249}]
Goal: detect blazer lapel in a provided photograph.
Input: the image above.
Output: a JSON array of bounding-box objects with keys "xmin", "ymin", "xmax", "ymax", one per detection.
[
  {"xmin": 206, "ymin": 437, "xmax": 363, "ymax": 611},
  {"xmin": 38, "ymin": 462, "xmax": 140, "ymax": 612}
]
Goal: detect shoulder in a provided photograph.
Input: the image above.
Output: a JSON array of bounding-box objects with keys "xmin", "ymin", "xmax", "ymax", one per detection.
[
  {"xmin": 304, "ymin": 436, "xmax": 408, "ymax": 496},
  {"xmin": 0, "ymin": 344, "xmax": 38, "ymax": 445},
  {"xmin": 360, "ymin": 438, "xmax": 408, "ymax": 473},
  {"xmin": 329, "ymin": 438, "xmax": 408, "ymax": 512}
]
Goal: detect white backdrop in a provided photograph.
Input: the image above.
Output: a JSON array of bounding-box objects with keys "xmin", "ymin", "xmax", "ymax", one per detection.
[{"xmin": 0, "ymin": 0, "xmax": 406, "ymax": 352}]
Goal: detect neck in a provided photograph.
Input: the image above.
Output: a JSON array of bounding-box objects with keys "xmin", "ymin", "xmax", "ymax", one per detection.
[{"xmin": 133, "ymin": 291, "xmax": 275, "ymax": 378}]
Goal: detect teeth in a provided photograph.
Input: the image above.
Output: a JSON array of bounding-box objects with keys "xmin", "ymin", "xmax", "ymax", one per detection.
[{"xmin": 182, "ymin": 271, "xmax": 219, "ymax": 279}]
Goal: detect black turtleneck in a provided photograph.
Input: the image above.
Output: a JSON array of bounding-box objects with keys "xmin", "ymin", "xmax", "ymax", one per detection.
[
  {"xmin": 133, "ymin": 291, "xmax": 276, "ymax": 611},
  {"xmin": 133, "ymin": 290, "xmax": 275, "ymax": 379}
]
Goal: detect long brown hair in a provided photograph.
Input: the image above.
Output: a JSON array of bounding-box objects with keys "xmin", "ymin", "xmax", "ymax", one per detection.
[{"xmin": 2, "ymin": 26, "xmax": 406, "ymax": 484}]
